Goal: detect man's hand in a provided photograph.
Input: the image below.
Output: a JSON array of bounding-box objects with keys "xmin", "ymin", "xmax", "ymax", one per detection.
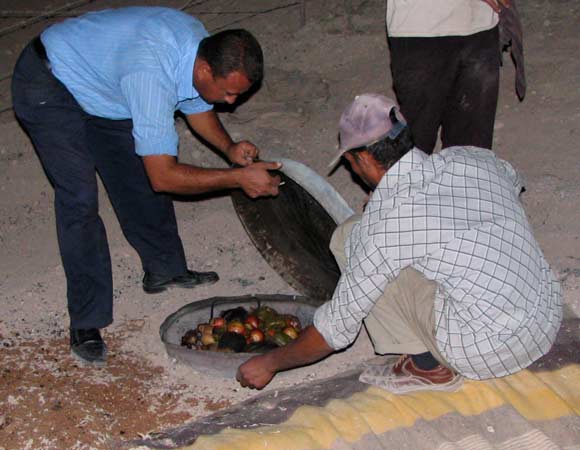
[
  {"xmin": 236, "ymin": 325, "xmax": 335, "ymax": 390},
  {"xmin": 226, "ymin": 141, "xmax": 259, "ymax": 167},
  {"xmin": 238, "ymin": 161, "xmax": 282, "ymax": 198},
  {"xmin": 237, "ymin": 354, "xmax": 276, "ymax": 390},
  {"xmin": 481, "ymin": 0, "xmax": 510, "ymax": 13}
]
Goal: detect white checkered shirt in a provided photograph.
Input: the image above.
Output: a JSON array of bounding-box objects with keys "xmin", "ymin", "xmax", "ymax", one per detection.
[{"xmin": 314, "ymin": 147, "xmax": 562, "ymax": 379}]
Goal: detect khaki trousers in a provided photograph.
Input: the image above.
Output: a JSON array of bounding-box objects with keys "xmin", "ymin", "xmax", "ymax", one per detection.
[{"xmin": 330, "ymin": 215, "xmax": 448, "ymax": 366}]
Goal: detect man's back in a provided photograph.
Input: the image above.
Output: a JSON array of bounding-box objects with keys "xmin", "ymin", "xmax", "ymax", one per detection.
[
  {"xmin": 396, "ymin": 148, "xmax": 559, "ymax": 377},
  {"xmin": 41, "ymin": 7, "xmax": 209, "ymax": 119}
]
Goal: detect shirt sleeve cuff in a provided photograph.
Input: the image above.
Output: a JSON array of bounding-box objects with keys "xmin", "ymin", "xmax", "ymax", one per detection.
[
  {"xmin": 134, "ymin": 133, "xmax": 179, "ymax": 157},
  {"xmin": 313, "ymin": 302, "xmax": 348, "ymax": 350},
  {"xmin": 179, "ymin": 99, "xmax": 213, "ymax": 115}
]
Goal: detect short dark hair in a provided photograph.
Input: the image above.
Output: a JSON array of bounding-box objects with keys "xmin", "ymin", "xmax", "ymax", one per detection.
[
  {"xmin": 349, "ymin": 112, "xmax": 415, "ymax": 170},
  {"xmin": 197, "ymin": 29, "xmax": 263, "ymax": 84}
]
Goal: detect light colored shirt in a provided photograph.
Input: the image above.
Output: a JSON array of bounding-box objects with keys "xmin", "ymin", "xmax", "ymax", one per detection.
[
  {"xmin": 314, "ymin": 147, "xmax": 562, "ymax": 379},
  {"xmin": 386, "ymin": 0, "xmax": 498, "ymax": 37},
  {"xmin": 41, "ymin": 7, "xmax": 213, "ymax": 156}
]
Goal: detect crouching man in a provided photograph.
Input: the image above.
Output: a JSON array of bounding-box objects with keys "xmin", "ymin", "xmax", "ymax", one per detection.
[{"xmin": 237, "ymin": 94, "xmax": 562, "ymax": 393}]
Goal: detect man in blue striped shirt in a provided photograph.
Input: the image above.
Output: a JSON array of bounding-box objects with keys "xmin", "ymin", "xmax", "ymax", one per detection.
[{"xmin": 11, "ymin": 7, "xmax": 281, "ymax": 366}]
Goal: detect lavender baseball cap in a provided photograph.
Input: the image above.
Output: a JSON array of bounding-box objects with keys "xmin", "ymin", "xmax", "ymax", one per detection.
[{"xmin": 328, "ymin": 94, "xmax": 407, "ymax": 168}]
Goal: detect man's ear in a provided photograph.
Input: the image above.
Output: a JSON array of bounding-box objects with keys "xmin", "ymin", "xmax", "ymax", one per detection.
[
  {"xmin": 345, "ymin": 150, "xmax": 372, "ymax": 167},
  {"xmin": 197, "ymin": 59, "xmax": 214, "ymax": 80},
  {"xmin": 343, "ymin": 152, "xmax": 356, "ymax": 165},
  {"xmin": 356, "ymin": 150, "xmax": 376, "ymax": 169},
  {"xmin": 359, "ymin": 150, "xmax": 388, "ymax": 183}
]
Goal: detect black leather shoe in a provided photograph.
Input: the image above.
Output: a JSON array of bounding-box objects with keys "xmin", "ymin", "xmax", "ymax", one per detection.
[
  {"xmin": 142, "ymin": 269, "xmax": 219, "ymax": 294},
  {"xmin": 70, "ymin": 328, "xmax": 107, "ymax": 366}
]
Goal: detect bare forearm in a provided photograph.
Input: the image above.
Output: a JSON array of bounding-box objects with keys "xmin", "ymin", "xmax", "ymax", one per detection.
[
  {"xmin": 264, "ymin": 326, "xmax": 334, "ymax": 373},
  {"xmin": 186, "ymin": 111, "xmax": 233, "ymax": 155},
  {"xmin": 237, "ymin": 325, "xmax": 334, "ymax": 389},
  {"xmin": 153, "ymin": 163, "xmax": 241, "ymax": 195},
  {"xmin": 186, "ymin": 111, "xmax": 262, "ymax": 167},
  {"xmin": 142, "ymin": 154, "xmax": 281, "ymax": 198}
]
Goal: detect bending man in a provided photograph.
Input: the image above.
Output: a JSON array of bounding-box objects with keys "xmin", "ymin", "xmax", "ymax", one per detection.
[
  {"xmin": 12, "ymin": 7, "xmax": 281, "ymax": 365},
  {"xmin": 237, "ymin": 94, "xmax": 562, "ymax": 392}
]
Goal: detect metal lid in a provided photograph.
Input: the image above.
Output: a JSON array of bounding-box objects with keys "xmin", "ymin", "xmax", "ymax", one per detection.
[{"xmin": 231, "ymin": 158, "xmax": 354, "ymax": 303}]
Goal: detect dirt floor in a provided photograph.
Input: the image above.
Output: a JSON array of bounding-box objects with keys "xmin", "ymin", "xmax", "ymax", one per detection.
[{"xmin": 0, "ymin": 0, "xmax": 579, "ymax": 449}]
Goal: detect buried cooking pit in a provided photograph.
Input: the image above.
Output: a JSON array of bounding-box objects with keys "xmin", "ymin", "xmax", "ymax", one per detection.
[{"xmin": 160, "ymin": 158, "xmax": 354, "ymax": 378}]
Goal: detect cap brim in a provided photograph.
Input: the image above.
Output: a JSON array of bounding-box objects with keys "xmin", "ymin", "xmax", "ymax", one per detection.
[{"xmin": 327, "ymin": 146, "xmax": 349, "ymax": 170}]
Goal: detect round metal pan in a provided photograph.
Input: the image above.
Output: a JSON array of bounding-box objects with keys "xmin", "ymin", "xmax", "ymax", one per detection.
[{"xmin": 160, "ymin": 294, "xmax": 319, "ymax": 378}]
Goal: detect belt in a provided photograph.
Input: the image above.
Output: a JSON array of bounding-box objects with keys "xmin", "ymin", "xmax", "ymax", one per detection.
[{"xmin": 32, "ymin": 36, "xmax": 51, "ymax": 70}]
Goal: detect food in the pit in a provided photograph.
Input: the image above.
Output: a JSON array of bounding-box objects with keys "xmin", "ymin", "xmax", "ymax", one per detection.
[
  {"xmin": 218, "ymin": 332, "xmax": 246, "ymax": 352},
  {"xmin": 180, "ymin": 329, "xmax": 198, "ymax": 349},
  {"xmin": 282, "ymin": 326, "xmax": 299, "ymax": 340},
  {"xmin": 210, "ymin": 317, "xmax": 226, "ymax": 328},
  {"xmin": 244, "ymin": 314, "xmax": 260, "ymax": 330},
  {"xmin": 247, "ymin": 328, "xmax": 265, "ymax": 343},
  {"xmin": 221, "ymin": 306, "xmax": 248, "ymax": 322},
  {"xmin": 226, "ymin": 320, "xmax": 246, "ymax": 335},
  {"xmin": 180, "ymin": 305, "xmax": 302, "ymax": 353}
]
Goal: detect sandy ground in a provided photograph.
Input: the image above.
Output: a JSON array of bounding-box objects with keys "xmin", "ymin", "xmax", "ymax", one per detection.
[{"xmin": 0, "ymin": 0, "xmax": 579, "ymax": 449}]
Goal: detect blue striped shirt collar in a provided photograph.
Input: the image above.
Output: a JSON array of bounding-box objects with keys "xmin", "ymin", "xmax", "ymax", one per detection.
[{"xmin": 177, "ymin": 40, "xmax": 201, "ymax": 102}]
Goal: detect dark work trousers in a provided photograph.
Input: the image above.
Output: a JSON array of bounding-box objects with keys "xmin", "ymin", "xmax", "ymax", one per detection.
[
  {"xmin": 389, "ymin": 26, "xmax": 500, "ymax": 154},
  {"xmin": 11, "ymin": 40, "xmax": 188, "ymax": 329}
]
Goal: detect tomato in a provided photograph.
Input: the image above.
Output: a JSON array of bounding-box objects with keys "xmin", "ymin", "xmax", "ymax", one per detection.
[
  {"xmin": 211, "ymin": 317, "xmax": 226, "ymax": 328},
  {"xmin": 247, "ymin": 329, "xmax": 265, "ymax": 343},
  {"xmin": 244, "ymin": 315, "xmax": 260, "ymax": 330},
  {"xmin": 266, "ymin": 328, "xmax": 276, "ymax": 337},
  {"xmin": 282, "ymin": 326, "xmax": 299, "ymax": 340},
  {"xmin": 227, "ymin": 320, "xmax": 246, "ymax": 335}
]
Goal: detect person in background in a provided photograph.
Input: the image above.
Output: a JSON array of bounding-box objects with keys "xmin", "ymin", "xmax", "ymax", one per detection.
[{"xmin": 386, "ymin": 0, "xmax": 513, "ymax": 154}]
